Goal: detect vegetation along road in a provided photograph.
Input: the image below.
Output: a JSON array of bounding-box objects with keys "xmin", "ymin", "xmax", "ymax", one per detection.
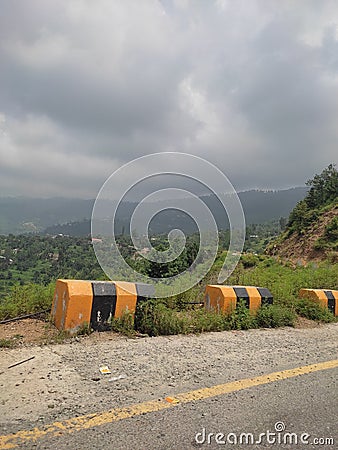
[{"xmin": 0, "ymin": 323, "xmax": 337, "ymax": 449}]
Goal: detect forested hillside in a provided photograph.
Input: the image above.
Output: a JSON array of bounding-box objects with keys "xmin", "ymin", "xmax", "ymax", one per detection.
[{"xmin": 267, "ymin": 165, "xmax": 338, "ymax": 262}]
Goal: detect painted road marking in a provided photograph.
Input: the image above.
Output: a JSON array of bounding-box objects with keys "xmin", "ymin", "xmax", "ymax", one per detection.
[{"xmin": 0, "ymin": 359, "xmax": 337, "ymax": 449}]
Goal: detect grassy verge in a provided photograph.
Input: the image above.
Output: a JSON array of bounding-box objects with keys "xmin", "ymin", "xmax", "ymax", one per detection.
[
  {"xmin": 131, "ymin": 299, "xmax": 297, "ymax": 336},
  {"xmin": 0, "ymin": 283, "xmax": 55, "ymax": 321},
  {"xmin": 294, "ymin": 298, "xmax": 335, "ymax": 322},
  {"xmin": 0, "ymin": 257, "xmax": 336, "ymax": 336}
]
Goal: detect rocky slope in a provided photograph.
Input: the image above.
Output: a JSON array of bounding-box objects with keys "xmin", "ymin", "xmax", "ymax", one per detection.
[{"xmin": 267, "ymin": 204, "xmax": 338, "ymax": 262}]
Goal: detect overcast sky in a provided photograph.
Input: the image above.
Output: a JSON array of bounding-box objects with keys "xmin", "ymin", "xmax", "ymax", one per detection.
[{"xmin": 0, "ymin": 0, "xmax": 337, "ymax": 198}]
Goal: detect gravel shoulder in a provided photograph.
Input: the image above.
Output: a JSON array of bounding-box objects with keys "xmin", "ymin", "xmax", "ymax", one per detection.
[{"xmin": 0, "ymin": 323, "xmax": 337, "ymax": 436}]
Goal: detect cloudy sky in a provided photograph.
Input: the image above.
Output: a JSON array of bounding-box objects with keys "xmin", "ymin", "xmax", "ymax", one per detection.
[{"xmin": 0, "ymin": 0, "xmax": 338, "ymax": 198}]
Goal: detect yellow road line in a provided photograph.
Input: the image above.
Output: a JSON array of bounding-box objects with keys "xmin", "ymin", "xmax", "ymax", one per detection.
[{"xmin": 1, "ymin": 359, "xmax": 337, "ymax": 449}]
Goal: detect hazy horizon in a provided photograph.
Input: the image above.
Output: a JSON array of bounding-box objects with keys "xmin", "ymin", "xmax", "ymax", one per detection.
[{"xmin": 0, "ymin": 185, "xmax": 308, "ymax": 202}]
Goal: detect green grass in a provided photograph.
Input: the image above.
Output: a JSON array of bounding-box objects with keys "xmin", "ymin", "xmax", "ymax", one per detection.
[
  {"xmin": 132, "ymin": 298, "xmax": 297, "ymax": 336},
  {"xmin": 225, "ymin": 258, "xmax": 338, "ymax": 309},
  {"xmin": 294, "ymin": 298, "xmax": 335, "ymax": 323},
  {"xmin": 0, "ymin": 256, "xmax": 336, "ymax": 335},
  {"xmin": 0, "ymin": 282, "xmax": 55, "ymax": 320},
  {"xmin": 110, "ymin": 311, "xmax": 136, "ymax": 337},
  {"xmin": 128, "ymin": 257, "xmax": 337, "ymax": 337},
  {"xmin": 0, "ymin": 338, "xmax": 15, "ymax": 348},
  {"xmin": 255, "ymin": 304, "xmax": 296, "ymax": 328},
  {"xmin": 75, "ymin": 322, "xmax": 92, "ymax": 336}
]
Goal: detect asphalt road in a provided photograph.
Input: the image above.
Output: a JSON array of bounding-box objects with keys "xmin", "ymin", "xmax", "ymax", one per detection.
[
  {"xmin": 35, "ymin": 367, "xmax": 337, "ymax": 450},
  {"xmin": 0, "ymin": 323, "xmax": 337, "ymax": 449}
]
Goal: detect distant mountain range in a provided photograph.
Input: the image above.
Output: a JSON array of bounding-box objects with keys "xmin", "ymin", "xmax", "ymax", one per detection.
[{"xmin": 0, "ymin": 187, "xmax": 308, "ymax": 235}]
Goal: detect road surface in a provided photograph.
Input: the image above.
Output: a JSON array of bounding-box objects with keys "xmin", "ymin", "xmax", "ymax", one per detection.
[{"xmin": 0, "ymin": 323, "xmax": 337, "ymax": 449}]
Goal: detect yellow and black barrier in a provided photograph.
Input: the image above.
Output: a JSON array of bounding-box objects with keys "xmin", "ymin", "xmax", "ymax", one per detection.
[
  {"xmin": 205, "ymin": 285, "xmax": 273, "ymax": 313},
  {"xmin": 51, "ymin": 279, "xmax": 155, "ymax": 332},
  {"xmin": 299, "ymin": 288, "xmax": 338, "ymax": 316}
]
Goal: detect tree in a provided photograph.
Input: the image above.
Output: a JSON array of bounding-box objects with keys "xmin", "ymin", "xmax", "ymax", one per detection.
[
  {"xmin": 305, "ymin": 164, "xmax": 338, "ymax": 208},
  {"xmin": 287, "ymin": 164, "xmax": 338, "ymax": 234},
  {"xmin": 279, "ymin": 217, "xmax": 287, "ymax": 231}
]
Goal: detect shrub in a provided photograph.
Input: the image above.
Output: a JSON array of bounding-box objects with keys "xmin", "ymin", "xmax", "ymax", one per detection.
[
  {"xmin": 224, "ymin": 300, "xmax": 257, "ymax": 330},
  {"xmin": 294, "ymin": 298, "xmax": 335, "ymax": 323},
  {"xmin": 327, "ymin": 251, "xmax": 338, "ymax": 264},
  {"xmin": 0, "ymin": 338, "xmax": 15, "ymax": 348},
  {"xmin": 0, "ymin": 283, "xmax": 55, "ymax": 320},
  {"xmin": 134, "ymin": 299, "xmax": 259, "ymax": 336},
  {"xmin": 313, "ymin": 238, "xmax": 328, "ymax": 251},
  {"xmin": 75, "ymin": 322, "xmax": 92, "ymax": 336},
  {"xmin": 325, "ymin": 216, "xmax": 338, "ymax": 241},
  {"xmin": 189, "ymin": 309, "xmax": 226, "ymax": 333},
  {"xmin": 111, "ymin": 310, "xmax": 135, "ymax": 336},
  {"xmin": 240, "ymin": 254, "xmax": 260, "ymax": 268},
  {"xmin": 255, "ymin": 305, "xmax": 296, "ymax": 328},
  {"xmin": 149, "ymin": 303, "xmax": 184, "ymax": 336},
  {"xmin": 134, "ymin": 300, "xmax": 182, "ymax": 336}
]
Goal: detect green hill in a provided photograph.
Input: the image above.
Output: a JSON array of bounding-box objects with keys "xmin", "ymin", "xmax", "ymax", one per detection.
[{"xmin": 267, "ymin": 164, "xmax": 338, "ymax": 262}]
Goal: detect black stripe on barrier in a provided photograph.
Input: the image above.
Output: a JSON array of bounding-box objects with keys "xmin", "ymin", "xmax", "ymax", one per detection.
[
  {"xmin": 233, "ymin": 287, "xmax": 250, "ymax": 308},
  {"xmin": 324, "ymin": 290, "xmax": 335, "ymax": 314},
  {"xmin": 257, "ymin": 287, "xmax": 273, "ymax": 306},
  {"xmin": 91, "ymin": 282, "xmax": 117, "ymax": 331}
]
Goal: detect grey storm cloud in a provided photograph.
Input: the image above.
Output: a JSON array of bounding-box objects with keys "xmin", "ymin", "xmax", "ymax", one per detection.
[{"xmin": 0, "ymin": 0, "xmax": 338, "ymax": 198}]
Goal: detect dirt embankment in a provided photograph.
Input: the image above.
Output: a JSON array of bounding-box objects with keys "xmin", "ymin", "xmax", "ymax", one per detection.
[{"xmin": 267, "ymin": 206, "xmax": 337, "ymax": 263}]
